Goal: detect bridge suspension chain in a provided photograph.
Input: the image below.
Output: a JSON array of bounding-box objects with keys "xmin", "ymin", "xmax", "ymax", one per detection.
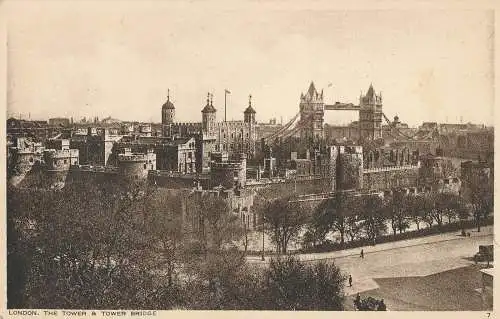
[
  {"xmin": 263, "ymin": 112, "xmax": 300, "ymax": 141},
  {"xmin": 382, "ymin": 112, "xmax": 436, "ymax": 141}
]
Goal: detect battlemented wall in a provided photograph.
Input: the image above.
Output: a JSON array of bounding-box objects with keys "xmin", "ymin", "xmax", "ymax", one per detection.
[{"xmin": 362, "ymin": 166, "xmax": 419, "ymax": 191}]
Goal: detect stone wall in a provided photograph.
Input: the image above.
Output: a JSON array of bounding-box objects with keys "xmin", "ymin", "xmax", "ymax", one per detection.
[{"xmin": 362, "ymin": 166, "xmax": 419, "ymax": 191}]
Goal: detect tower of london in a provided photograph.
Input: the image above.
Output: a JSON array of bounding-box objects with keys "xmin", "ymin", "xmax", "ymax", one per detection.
[{"xmin": 161, "ymin": 91, "xmax": 257, "ymax": 172}]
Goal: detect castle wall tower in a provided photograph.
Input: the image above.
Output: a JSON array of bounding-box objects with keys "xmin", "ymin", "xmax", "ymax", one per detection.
[
  {"xmin": 337, "ymin": 145, "xmax": 364, "ymax": 191},
  {"xmin": 202, "ymin": 93, "xmax": 217, "ymax": 137},
  {"xmin": 299, "ymin": 82, "xmax": 324, "ymax": 143},
  {"xmin": 117, "ymin": 149, "xmax": 156, "ymax": 182},
  {"xmin": 359, "ymin": 84, "xmax": 383, "ymax": 140}
]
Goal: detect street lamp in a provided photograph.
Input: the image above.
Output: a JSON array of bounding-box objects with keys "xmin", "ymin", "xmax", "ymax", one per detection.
[{"xmin": 261, "ymin": 221, "xmax": 265, "ymax": 261}]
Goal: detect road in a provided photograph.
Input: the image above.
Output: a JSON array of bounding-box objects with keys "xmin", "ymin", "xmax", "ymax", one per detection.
[{"xmin": 248, "ymin": 226, "xmax": 494, "ymax": 310}]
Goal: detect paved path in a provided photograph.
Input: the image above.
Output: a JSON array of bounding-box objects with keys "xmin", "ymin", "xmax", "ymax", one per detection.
[
  {"xmin": 248, "ymin": 225, "xmax": 493, "ymax": 307},
  {"xmin": 248, "ymin": 225, "xmax": 493, "ymax": 264}
]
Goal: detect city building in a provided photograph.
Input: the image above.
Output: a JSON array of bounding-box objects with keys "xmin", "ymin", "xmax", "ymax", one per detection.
[{"xmin": 48, "ymin": 117, "xmax": 71, "ymax": 127}]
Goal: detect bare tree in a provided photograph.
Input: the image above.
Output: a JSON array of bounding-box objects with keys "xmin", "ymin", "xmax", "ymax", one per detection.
[
  {"xmin": 188, "ymin": 193, "xmax": 244, "ymax": 253},
  {"xmin": 262, "ymin": 196, "xmax": 309, "ymax": 254},
  {"xmin": 359, "ymin": 195, "xmax": 388, "ymax": 243},
  {"xmin": 142, "ymin": 188, "xmax": 185, "ymax": 287}
]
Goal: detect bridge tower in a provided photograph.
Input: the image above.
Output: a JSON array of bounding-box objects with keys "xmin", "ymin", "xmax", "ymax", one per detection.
[
  {"xmin": 359, "ymin": 84, "xmax": 383, "ymax": 140},
  {"xmin": 299, "ymin": 82, "xmax": 324, "ymax": 143}
]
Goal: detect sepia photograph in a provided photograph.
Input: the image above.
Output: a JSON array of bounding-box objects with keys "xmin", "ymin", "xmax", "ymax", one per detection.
[{"xmin": 3, "ymin": 0, "xmax": 495, "ymax": 313}]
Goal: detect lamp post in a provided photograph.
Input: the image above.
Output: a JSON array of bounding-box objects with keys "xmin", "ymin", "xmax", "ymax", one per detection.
[{"xmin": 261, "ymin": 220, "xmax": 265, "ymax": 261}]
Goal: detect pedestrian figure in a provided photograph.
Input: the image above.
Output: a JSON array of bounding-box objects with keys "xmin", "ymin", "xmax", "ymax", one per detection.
[
  {"xmin": 467, "ymin": 232, "xmax": 471, "ymax": 237},
  {"xmin": 354, "ymin": 293, "xmax": 361, "ymax": 309},
  {"xmin": 348, "ymin": 275, "xmax": 353, "ymax": 287},
  {"xmin": 360, "ymin": 249, "xmax": 364, "ymax": 259}
]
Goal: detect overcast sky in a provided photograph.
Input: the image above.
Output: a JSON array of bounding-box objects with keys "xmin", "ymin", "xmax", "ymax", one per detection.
[{"xmin": 5, "ymin": 1, "xmax": 494, "ymax": 127}]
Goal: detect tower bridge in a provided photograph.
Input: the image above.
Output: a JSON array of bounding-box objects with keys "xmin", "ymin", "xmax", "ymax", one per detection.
[{"xmin": 263, "ymin": 81, "xmax": 436, "ymax": 145}]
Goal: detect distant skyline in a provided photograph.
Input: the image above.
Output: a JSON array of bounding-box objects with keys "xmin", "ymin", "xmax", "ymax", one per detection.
[{"xmin": 5, "ymin": 2, "xmax": 495, "ymax": 127}]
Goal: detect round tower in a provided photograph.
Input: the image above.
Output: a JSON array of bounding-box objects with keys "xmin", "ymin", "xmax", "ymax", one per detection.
[
  {"xmin": 161, "ymin": 89, "xmax": 175, "ymax": 125},
  {"xmin": 202, "ymin": 93, "xmax": 217, "ymax": 136},
  {"xmin": 117, "ymin": 149, "xmax": 156, "ymax": 182}
]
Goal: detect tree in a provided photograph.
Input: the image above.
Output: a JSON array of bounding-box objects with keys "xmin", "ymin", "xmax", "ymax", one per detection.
[
  {"xmin": 304, "ymin": 198, "xmax": 336, "ymax": 247},
  {"xmin": 359, "ymin": 195, "xmax": 387, "ymax": 243},
  {"xmin": 262, "ymin": 196, "xmax": 309, "ymax": 254},
  {"xmin": 420, "ymin": 193, "xmax": 436, "ymax": 229},
  {"xmin": 471, "ymin": 180, "xmax": 493, "ymax": 232},
  {"xmin": 406, "ymin": 193, "xmax": 425, "ymax": 230},
  {"xmin": 188, "ymin": 193, "xmax": 244, "ymax": 253},
  {"xmin": 386, "ymin": 190, "xmax": 410, "ymax": 235},
  {"xmin": 304, "ymin": 192, "xmax": 364, "ymax": 249},
  {"xmin": 9, "ymin": 182, "xmax": 162, "ymax": 309},
  {"xmin": 461, "ymin": 164, "xmax": 494, "ymax": 232},
  {"xmin": 455, "ymin": 196, "xmax": 472, "ymax": 235},
  {"xmin": 142, "ymin": 188, "xmax": 185, "ymax": 287},
  {"xmin": 345, "ymin": 216, "xmax": 362, "ymax": 243},
  {"xmin": 429, "ymin": 192, "xmax": 461, "ymax": 229},
  {"xmin": 266, "ymin": 256, "xmax": 345, "ymax": 310}
]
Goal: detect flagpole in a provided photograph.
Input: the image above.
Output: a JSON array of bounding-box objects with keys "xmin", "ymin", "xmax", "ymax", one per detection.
[{"xmin": 224, "ymin": 89, "xmax": 230, "ymax": 123}]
